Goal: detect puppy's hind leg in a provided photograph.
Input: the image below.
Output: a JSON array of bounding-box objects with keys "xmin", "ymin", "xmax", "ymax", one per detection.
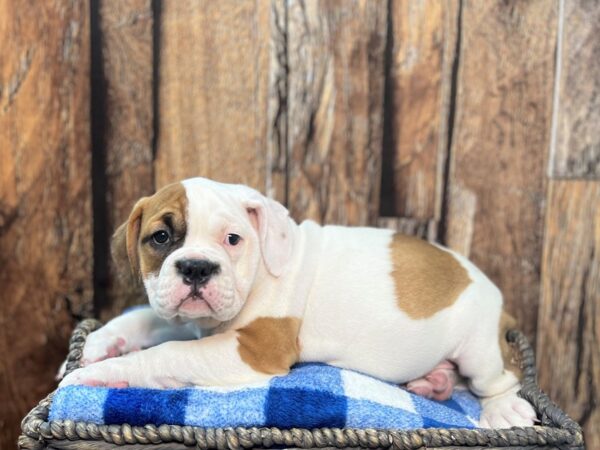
[{"xmin": 457, "ymin": 312, "xmax": 536, "ymax": 428}]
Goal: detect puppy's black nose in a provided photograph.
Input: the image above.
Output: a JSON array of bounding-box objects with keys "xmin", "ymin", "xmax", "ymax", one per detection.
[{"xmin": 175, "ymin": 259, "xmax": 220, "ymax": 285}]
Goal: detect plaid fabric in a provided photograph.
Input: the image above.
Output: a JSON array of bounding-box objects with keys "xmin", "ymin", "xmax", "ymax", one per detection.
[{"xmin": 50, "ymin": 363, "xmax": 480, "ymax": 429}]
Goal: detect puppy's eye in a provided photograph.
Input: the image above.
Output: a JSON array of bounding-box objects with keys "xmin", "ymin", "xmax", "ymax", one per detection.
[
  {"xmin": 226, "ymin": 233, "xmax": 242, "ymax": 246},
  {"xmin": 152, "ymin": 230, "xmax": 170, "ymax": 245}
]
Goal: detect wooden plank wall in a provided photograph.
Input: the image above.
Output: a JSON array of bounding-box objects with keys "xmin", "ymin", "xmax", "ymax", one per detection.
[
  {"xmin": 286, "ymin": 0, "xmax": 387, "ymax": 226},
  {"xmin": 379, "ymin": 0, "xmax": 458, "ymax": 240},
  {"xmin": 0, "ymin": 0, "xmax": 92, "ymax": 445},
  {"xmin": 95, "ymin": 0, "xmax": 155, "ymax": 319},
  {"xmin": 536, "ymin": 1, "xmax": 600, "ymax": 447},
  {"xmin": 1, "ymin": 0, "xmax": 598, "ymax": 447},
  {"xmin": 445, "ymin": 0, "xmax": 557, "ymax": 344}
]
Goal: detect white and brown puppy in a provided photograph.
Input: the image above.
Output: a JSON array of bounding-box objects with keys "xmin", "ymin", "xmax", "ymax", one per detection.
[{"xmin": 60, "ymin": 177, "xmax": 535, "ymax": 428}]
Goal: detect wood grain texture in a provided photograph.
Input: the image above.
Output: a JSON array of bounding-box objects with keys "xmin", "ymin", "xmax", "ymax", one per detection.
[
  {"xmin": 0, "ymin": 0, "xmax": 91, "ymax": 447},
  {"xmin": 154, "ymin": 0, "xmax": 272, "ymax": 193},
  {"xmin": 380, "ymin": 0, "xmax": 458, "ymax": 231},
  {"xmin": 536, "ymin": 180, "xmax": 599, "ymax": 449},
  {"xmin": 286, "ymin": 0, "xmax": 387, "ymax": 226},
  {"xmin": 550, "ymin": 0, "xmax": 600, "ymax": 179},
  {"xmin": 377, "ymin": 217, "xmax": 436, "ymax": 241},
  {"xmin": 97, "ymin": 0, "xmax": 154, "ymax": 320},
  {"xmin": 444, "ymin": 0, "xmax": 557, "ymax": 341},
  {"xmin": 266, "ymin": 0, "xmax": 288, "ymax": 204}
]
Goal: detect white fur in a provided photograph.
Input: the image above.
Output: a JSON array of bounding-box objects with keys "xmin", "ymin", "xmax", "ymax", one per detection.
[{"xmin": 60, "ymin": 177, "xmax": 535, "ymax": 428}]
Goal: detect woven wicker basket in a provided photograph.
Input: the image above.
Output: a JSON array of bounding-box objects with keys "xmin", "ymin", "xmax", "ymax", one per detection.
[{"xmin": 19, "ymin": 319, "xmax": 584, "ymax": 450}]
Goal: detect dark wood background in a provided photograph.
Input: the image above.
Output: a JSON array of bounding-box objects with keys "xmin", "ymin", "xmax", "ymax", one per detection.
[{"xmin": 1, "ymin": 0, "xmax": 599, "ymax": 448}]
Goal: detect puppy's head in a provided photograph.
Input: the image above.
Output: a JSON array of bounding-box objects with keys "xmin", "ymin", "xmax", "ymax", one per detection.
[{"xmin": 112, "ymin": 178, "xmax": 294, "ymax": 323}]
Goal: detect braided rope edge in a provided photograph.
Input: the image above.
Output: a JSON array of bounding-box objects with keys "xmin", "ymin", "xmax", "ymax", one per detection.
[{"xmin": 18, "ymin": 320, "xmax": 584, "ymax": 450}]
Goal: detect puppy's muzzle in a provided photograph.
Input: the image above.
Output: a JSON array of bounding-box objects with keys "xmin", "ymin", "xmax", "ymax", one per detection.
[{"xmin": 175, "ymin": 259, "xmax": 220, "ymax": 286}]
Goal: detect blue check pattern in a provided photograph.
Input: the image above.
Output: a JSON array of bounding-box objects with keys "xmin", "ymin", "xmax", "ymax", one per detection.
[{"xmin": 50, "ymin": 363, "xmax": 480, "ymax": 429}]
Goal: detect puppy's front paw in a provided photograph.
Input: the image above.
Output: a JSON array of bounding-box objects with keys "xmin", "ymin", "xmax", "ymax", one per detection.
[
  {"xmin": 82, "ymin": 329, "xmax": 129, "ymax": 366},
  {"xmin": 59, "ymin": 358, "xmax": 131, "ymax": 388},
  {"xmin": 59, "ymin": 348, "xmax": 188, "ymax": 389},
  {"xmin": 479, "ymin": 389, "xmax": 537, "ymax": 428}
]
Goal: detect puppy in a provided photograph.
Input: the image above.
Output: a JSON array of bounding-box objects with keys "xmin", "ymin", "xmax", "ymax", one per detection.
[{"xmin": 60, "ymin": 177, "xmax": 536, "ymax": 428}]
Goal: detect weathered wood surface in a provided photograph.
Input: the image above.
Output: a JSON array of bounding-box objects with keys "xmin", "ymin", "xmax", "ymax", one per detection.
[
  {"xmin": 0, "ymin": 0, "xmax": 92, "ymax": 447},
  {"xmin": 444, "ymin": 0, "xmax": 557, "ymax": 341},
  {"xmin": 154, "ymin": 0, "xmax": 273, "ymax": 193},
  {"xmin": 3, "ymin": 0, "xmax": 600, "ymax": 447},
  {"xmin": 96, "ymin": 0, "xmax": 154, "ymax": 320},
  {"xmin": 377, "ymin": 217, "xmax": 436, "ymax": 241},
  {"xmin": 380, "ymin": 0, "xmax": 458, "ymax": 237},
  {"xmin": 266, "ymin": 0, "xmax": 288, "ymax": 204},
  {"xmin": 550, "ymin": 0, "xmax": 600, "ymax": 179},
  {"xmin": 536, "ymin": 180, "xmax": 600, "ymax": 450},
  {"xmin": 286, "ymin": 0, "xmax": 387, "ymax": 226}
]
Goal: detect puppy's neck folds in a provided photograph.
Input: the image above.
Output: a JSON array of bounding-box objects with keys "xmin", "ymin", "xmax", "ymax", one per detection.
[{"xmin": 219, "ymin": 220, "xmax": 323, "ymax": 330}]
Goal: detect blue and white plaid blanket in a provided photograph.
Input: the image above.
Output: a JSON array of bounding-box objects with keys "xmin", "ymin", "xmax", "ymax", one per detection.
[{"xmin": 50, "ymin": 363, "xmax": 480, "ymax": 429}]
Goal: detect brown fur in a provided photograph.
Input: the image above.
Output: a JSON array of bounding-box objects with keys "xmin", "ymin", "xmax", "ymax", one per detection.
[
  {"xmin": 499, "ymin": 311, "xmax": 523, "ymax": 380},
  {"xmin": 389, "ymin": 233, "xmax": 472, "ymax": 319},
  {"xmin": 137, "ymin": 183, "xmax": 187, "ymax": 276},
  {"xmin": 237, "ymin": 317, "xmax": 301, "ymax": 375},
  {"xmin": 110, "ymin": 198, "xmax": 146, "ymax": 279},
  {"xmin": 111, "ymin": 182, "xmax": 188, "ymax": 278},
  {"xmin": 111, "ymin": 220, "xmax": 135, "ymax": 281}
]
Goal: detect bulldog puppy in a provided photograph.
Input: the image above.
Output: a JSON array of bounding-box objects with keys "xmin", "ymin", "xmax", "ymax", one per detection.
[{"xmin": 60, "ymin": 178, "xmax": 535, "ymax": 428}]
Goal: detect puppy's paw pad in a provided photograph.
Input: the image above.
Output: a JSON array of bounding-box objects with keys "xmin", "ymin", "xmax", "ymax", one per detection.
[
  {"xmin": 480, "ymin": 394, "xmax": 536, "ymax": 428},
  {"xmin": 406, "ymin": 380, "xmax": 435, "ymax": 398},
  {"xmin": 86, "ymin": 379, "xmax": 129, "ymax": 388},
  {"xmin": 406, "ymin": 362, "xmax": 458, "ymax": 401},
  {"xmin": 407, "ymin": 376, "xmax": 453, "ymax": 401}
]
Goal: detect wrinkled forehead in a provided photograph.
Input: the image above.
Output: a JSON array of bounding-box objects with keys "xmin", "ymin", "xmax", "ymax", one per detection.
[
  {"xmin": 141, "ymin": 178, "xmax": 250, "ymax": 235},
  {"xmin": 182, "ymin": 178, "xmax": 247, "ymax": 237}
]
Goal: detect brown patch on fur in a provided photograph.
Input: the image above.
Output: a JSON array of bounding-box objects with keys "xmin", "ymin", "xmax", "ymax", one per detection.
[
  {"xmin": 389, "ymin": 233, "xmax": 471, "ymax": 319},
  {"xmin": 137, "ymin": 183, "xmax": 187, "ymax": 276},
  {"xmin": 237, "ymin": 317, "xmax": 301, "ymax": 374},
  {"xmin": 499, "ymin": 311, "xmax": 523, "ymax": 380},
  {"xmin": 111, "ymin": 182, "xmax": 187, "ymax": 278}
]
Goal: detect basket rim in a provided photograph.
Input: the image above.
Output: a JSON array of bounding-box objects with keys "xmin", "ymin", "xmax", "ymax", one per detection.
[{"xmin": 18, "ymin": 318, "xmax": 585, "ymax": 450}]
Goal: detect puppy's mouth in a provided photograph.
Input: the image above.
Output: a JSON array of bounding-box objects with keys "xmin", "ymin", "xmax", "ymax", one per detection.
[
  {"xmin": 186, "ymin": 282, "xmax": 204, "ymax": 299},
  {"xmin": 177, "ymin": 285, "xmax": 215, "ymax": 311}
]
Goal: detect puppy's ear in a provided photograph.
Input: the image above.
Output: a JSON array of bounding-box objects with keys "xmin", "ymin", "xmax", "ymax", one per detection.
[
  {"xmin": 111, "ymin": 221, "xmax": 131, "ymax": 279},
  {"xmin": 243, "ymin": 193, "xmax": 294, "ymax": 278},
  {"xmin": 111, "ymin": 197, "xmax": 147, "ymax": 280}
]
